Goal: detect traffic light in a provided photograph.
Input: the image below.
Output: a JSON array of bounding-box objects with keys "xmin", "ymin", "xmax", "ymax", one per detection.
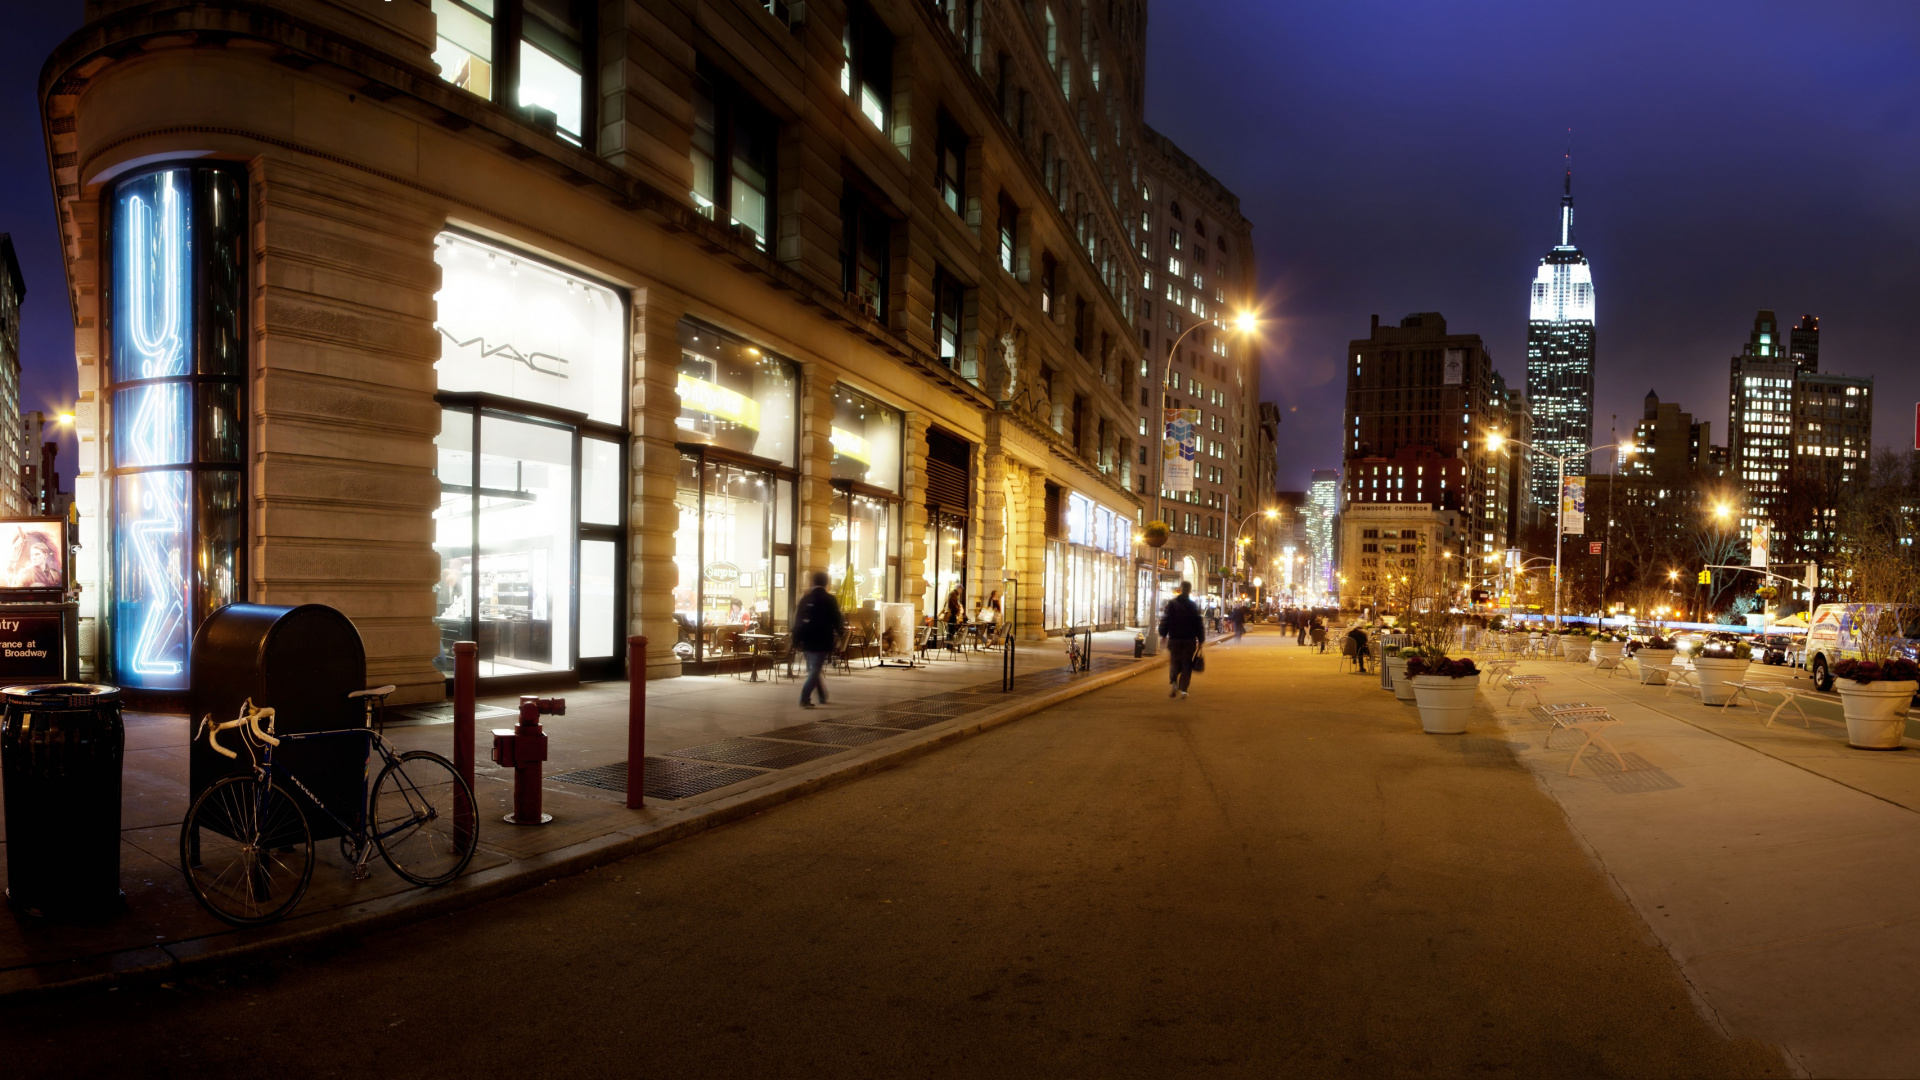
[{"xmin": 1697, "ymin": 569, "xmax": 1711, "ymax": 585}]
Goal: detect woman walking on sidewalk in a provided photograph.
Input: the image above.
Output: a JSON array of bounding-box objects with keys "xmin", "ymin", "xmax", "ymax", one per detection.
[{"xmin": 1159, "ymin": 581, "xmax": 1205, "ymax": 699}]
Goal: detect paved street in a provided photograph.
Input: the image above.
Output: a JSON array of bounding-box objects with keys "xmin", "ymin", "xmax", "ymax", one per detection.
[{"xmin": 1, "ymin": 629, "xmax": 1783, "ymax": 1078}]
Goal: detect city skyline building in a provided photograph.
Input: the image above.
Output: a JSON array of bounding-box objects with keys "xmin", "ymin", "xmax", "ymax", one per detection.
[
  {"xmin": 1524, "ymin": 165, "xmax": 1597, "ymax": 515},
  {"xmin": 1307, "ymin": 469, "xmax": 1338, "ymax": 604}
]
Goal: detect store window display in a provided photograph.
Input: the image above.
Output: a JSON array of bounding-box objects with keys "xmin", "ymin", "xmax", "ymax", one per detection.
[{"xmin": 828, "ymin": 385, "xmax": 902, "ymax": 613}]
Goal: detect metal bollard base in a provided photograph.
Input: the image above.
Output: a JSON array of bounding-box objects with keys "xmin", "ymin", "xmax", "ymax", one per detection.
[{"xmin": 503, "ymin": 812, "xmax": 554, "ymax": 825}]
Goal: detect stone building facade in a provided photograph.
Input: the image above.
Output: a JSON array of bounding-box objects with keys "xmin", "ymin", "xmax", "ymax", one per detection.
[
  {"xmin": 40, "ymin": 0, "xmax": 1253, "ymax": 701},
  {"xmin": 1133, "ymin": 125, "xmax": 1261, "ymax": 607}
]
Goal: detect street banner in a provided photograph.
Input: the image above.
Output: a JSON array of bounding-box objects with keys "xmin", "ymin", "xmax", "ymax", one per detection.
[
  {"xmin": 1161, "ymin": 408, "xmax": 1200, "ymax": 491},
  {"xmin": 1751, "ymin": 523, "xmax": 1770, "ymax": 568},
  {"xmin": 1588, "ymin": 541, "xmax": 1602, "ymax": 555},
  {"xmin": 1560, "ymin": 476, "xmax": 1586, "ymax": 535},
  {"xmin": 1504, "ymin": 547, "xmax": 1522, "ymax": 570},
  {"xmin": 1443, "ymin": 348, "xmax": 1464, "ymax": 386}
]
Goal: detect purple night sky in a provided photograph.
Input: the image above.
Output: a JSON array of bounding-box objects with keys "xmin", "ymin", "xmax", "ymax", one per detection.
[{"xmin": 5, "ymin": 2, "xmax": 1919, "ymax": 490}]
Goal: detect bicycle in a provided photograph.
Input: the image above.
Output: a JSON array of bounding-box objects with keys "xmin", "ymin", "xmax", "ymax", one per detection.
[{"xmin": 179, "ymin": 687, "xmax": 478, "ymax": 926}]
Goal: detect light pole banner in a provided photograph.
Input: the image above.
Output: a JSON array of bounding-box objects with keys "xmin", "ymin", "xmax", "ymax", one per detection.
[
  {"xmin": 1162, "ymin": 408, "xmax": 1201, "ymax": 491},
  {"xmin": 1560, "ymin": 476, "xmax": 1586, "ymax": 535},
  {"xmin": 1751, "ymin": 523, "xmax": 1770, "ymax": 568}
]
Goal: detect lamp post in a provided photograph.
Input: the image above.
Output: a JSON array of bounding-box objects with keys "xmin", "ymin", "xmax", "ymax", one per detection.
[
  {"xmin": 1487, "ymin": 432, "xmax": 1631, "ymax": 630},
  {"xmin": 1153, "ymin": 311, "xmax": 1258, "ymax": 600},
  {"xmin": 1229, "ymin": 507, "xmax": 1280, "ymax": 600}
]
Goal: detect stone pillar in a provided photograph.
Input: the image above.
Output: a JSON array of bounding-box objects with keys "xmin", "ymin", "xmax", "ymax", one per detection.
[
  {"xmin": 630, "ymin": 285, "xmax": 689, "ymax": 678},
  {"xmin": 796, "ymin": 361, "xmax": 840, "ymax": 582},
  {"xmin": 902, "ymin": 412, "xmax": 930, "ymax": 616},
  {"xmin": 251, "ymin": 156, "xmax": 443, "ymax": 702},
  {"xmin": 1017, "ymin": 465, "xmax": 1048, "ymax": 641},
  {"xmin": 978, "ymin": 443, "xmax": 1005, "ymax": 599},
  {"xmin": 70, "ymin": 194, "xmax": 103, "ymax": 679}
]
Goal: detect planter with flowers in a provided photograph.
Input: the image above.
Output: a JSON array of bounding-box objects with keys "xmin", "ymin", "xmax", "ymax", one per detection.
[
  {"xmin": 1406, "ymin": 654, "xmax": 1481, "ymax": 734},
  {"xmin": 1562, "ymin": 631, "xmax": 1592, "ymax": 664},
  {"xmin": 1831, "ymin": 658, "xmax": 1919, "ymax": 750},
  {"xmin": 1692, "ymin": 640, "xmax": 1751, "ymax": 705},
  {"xmin": 1384, "ymin": 648, "xmax": 1418, "ymax": 703},
  {"xmin": 1632, "ymin": 636, "xmax": 1678, "ymax": 685},
  {"xmin": 1590, "ymin": 631, "xmax": 1627, "ymax": 668}
]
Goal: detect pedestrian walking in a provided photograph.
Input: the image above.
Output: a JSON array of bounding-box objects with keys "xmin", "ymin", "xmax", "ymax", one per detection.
[
  {"xmin": 1346, "ymin": 622, "xmax": 1370, "ymax": 674},
  {"xmin": 1231, "ymin": 601, "xmax": 1247, "ymax": 643},
  {"xmin": 1159, "ymin": 580, "xmax": 1206, "ymax": 699},
  {"xmin": 794, "ymin": 570, "xmax": 844, "ymax": 708},
  {"xmin": 1311, "ymin": 616, "xmax": 1328, "ymax": 653}
]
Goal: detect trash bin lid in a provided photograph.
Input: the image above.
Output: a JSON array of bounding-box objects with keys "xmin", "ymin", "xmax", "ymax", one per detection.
[{"xmin": 1, "ymin": 683, "xmax": 121, "ymax": 707}]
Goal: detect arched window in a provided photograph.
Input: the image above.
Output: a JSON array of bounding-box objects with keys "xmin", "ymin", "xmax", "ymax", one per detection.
[{"xmin": 1168, "ymin": 201, "xmax": 1182, "ymax": 221}]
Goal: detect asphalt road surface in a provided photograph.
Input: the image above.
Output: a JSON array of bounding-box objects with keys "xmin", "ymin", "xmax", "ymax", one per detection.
[{"xmin": 4, "ymin": 630, "xmax": 1786, "ymax": 1078}]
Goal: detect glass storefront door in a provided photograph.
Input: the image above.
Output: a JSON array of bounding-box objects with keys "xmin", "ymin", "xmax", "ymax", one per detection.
[
  {"xmin": 436, "ymin": 406, "xmax": 618, "ymax": 682},
  {"xmin": 672, "ymin": 450, "xmax": 794, "ymax": 667},
  {"xmin": 922, "ymin": 510, "xmax": 966, "ymax": 623}
]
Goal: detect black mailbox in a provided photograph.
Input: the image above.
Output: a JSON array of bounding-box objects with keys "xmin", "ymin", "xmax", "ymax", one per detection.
[{"xmin": 190, "ymin": 604, "xmax": 367, "ymax": 840}]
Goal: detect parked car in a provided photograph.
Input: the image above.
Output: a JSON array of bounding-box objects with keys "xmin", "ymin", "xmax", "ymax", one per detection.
[
  {"xmin": 1802, "ymin": 603, "xmax": 1920, "ymax": 690},
  {"xmin": 1756, "ymin": 632, "xmax": 1801, "ymax": 667}
]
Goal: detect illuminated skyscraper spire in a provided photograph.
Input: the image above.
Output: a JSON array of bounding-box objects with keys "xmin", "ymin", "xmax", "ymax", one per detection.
[{"xmin": 1525, "ymin": 143, "xmax": 1598, "ymax": 517}]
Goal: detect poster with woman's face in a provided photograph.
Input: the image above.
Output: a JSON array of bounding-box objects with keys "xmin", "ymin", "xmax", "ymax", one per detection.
[{"xmin": 0, "ymin": 522, "xmax": 64, "ymax": 590}]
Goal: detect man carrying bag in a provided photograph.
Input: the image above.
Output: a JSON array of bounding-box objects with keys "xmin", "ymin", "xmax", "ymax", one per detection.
[{"xmin": 1159, "ymin": 580, "xmax": 1206, "ymax": 699}]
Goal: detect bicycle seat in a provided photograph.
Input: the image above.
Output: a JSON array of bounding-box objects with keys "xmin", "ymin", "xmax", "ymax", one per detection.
[{"xmin": 349, "ymin": 685, "xmax": 398, "ymax": 699}]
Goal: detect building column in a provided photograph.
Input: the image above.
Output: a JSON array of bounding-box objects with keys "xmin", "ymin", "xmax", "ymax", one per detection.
[
  {"xmin": 979, "ymin": 446, "xmax": 1007, "ymax": 598},
  {"xmin": 630, "ymin": 285, "xmax": 689, "ymax": 678},
  {"xmin": 902, "ymin": 412, "xmax": 930, "ymax": 615},
  {"xmin": 1017, "ymin": 465, "xmax": 1048, "ymax": 640},
  {"xmin": 796, "ymin": 361, "xmax": 840, "ymax": 583}
]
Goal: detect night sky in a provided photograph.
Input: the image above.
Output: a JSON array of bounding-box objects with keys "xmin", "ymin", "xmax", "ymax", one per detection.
[{"xmin": 4, "ymin": 2, "xmax": 1918, "ymax": 492}]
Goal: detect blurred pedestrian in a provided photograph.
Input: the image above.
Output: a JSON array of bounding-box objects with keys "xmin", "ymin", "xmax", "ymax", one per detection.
[
  {"xmin": 1160, "ymin": 580, "xmax": 1205, "ymax": 699},
  {"xmin": 794, "ymin": 571, "xmax": 844, "ymax": 708}
]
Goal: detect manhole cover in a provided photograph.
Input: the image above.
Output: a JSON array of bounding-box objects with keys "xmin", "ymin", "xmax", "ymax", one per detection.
[
  {"xmin": 548, "ymin": 759, "xmax": 769, "ymax": 800},
  {"xmin": 825, "ymin": 707, "xmax": 913, "ymax": 726},
  {"xmin": 758, "ymin": 722, "xmax": 899, "ymax": 747},
  {"xmin": 873, "ymin": 712, "xmax": 953, "ymax": 731},
  {"xmin": 549, "ymin": 762, "xmax": 632, "ymax": 792},
  {"xmin": 669, "ymin": 738, "xmax": 848, "ymax": 770}
]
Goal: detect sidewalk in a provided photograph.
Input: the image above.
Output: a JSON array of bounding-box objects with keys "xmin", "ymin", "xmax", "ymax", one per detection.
[
  {"xmin": 1476, "ymin": 653, "xmax": 1920, "ymax": 1078},
  {"xmin": 0, "ymin": 630, "xmax": 1165, "ymax": 997}
]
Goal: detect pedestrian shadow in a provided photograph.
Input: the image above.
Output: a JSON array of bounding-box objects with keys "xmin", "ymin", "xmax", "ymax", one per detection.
[{"xmin": 1572, "ymin": 750, "xmax": 1684, "ymax": 795}]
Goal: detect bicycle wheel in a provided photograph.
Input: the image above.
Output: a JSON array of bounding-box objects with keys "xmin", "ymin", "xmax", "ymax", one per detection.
[
  {"xmin": 179, "ymin": 777, "xmax": 314, "ymax": 926},
  {"xmin": 371, "ymin": 750, "xmax": 478, "ymax": 886}
]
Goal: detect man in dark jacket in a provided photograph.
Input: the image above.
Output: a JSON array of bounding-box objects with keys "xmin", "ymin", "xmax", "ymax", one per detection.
[
  {"xmin": 1158, "ymin": 581, "xmax": 1206, "ymax": 699},
  {"xmin": 793, "ymin": 571, "xmax": 844, "ymax": 708}
]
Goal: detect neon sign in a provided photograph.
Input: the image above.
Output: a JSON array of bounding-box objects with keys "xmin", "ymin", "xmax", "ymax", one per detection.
[{"xmin": 112, "ymin": 170, "xmax": 193, "ymax": 688}]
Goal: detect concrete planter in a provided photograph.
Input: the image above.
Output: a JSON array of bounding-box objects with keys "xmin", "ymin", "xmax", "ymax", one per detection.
[
  {"xmin": 1411, "ymin": 674, "xmax": 1479, "ymax": 734},
  {"xmin": 1591, "ymin": 640, "xmax": 1626, "ymax": 666},
  {"xmin": 1633, "ymin": 649, "xmax": 1677, "ymax": 685},
  {"xmin": 1384, "ymin": 656, "xmax": 1416, "ymax": 702},
  {"xmin": 1836, "ymin": 679, "xmax": 1916, "ymax": 750},
  {"xmin": 1692, "ymin": 657, "xmax": 1750, "ymax": 705},
  {"xmin": 1562, "ymin": 637, "xmax": 1592, "ymax": 663}
]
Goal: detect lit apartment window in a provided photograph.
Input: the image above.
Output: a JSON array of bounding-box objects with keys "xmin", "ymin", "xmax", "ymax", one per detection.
[
  {"xmin": 937, "ymin": 114, "xmax": 967, "ymax": 213},
  {"xmin": 932, "ymin": 266, "xmax": 965, "ymax": 365},
  {"xmin": 1045, "ymin": 7, "xmax": 1059, "ymax": 68},
  {"xmin": 432, "ymin": 0, "xmax": 590, "ymax": 144},
  {"xmin": 842, "ymin": 1, "xmax": 894, "ymax": 131},
  {"xmin": 690, "ymin": 67, "xmax": 777, "ymax": 251},
  {"xmin": 997, "ymin": 193, "xmax": 1018, "ymax": 273},
  {"xmin": 1041, "ymin": 253, "xmax": 1058, "ymax": 315}
]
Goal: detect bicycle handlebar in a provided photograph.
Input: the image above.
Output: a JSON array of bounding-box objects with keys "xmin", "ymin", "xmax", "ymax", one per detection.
[{"xmin": 201, "ymin": 701, "xmax": 279, "ymax": 760}]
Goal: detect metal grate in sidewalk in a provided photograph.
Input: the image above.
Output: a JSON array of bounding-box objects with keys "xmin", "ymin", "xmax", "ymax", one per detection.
[
  {"xmin": 759, "ymin": 722, "xmax": 901, "ymax": 747},
  {"xmin": 549, "ymin": 758, "xmax": 770, "ymax": 801},
  {"xmin": 669, "ymin": 738, "xmax": 849, "ymax": 770}
]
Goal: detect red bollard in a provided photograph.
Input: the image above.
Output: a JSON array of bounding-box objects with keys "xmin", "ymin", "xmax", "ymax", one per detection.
[
  {"xmin": 453, "ymin": 642, "xmax": 477, "ymax": 848},
  {"xmin": 626, "ymin": 636, "xmax": 647, "ymax": 809},
  {"xmin": 493, "ymin": 696, "xmax": 562, "ymax": 825}
]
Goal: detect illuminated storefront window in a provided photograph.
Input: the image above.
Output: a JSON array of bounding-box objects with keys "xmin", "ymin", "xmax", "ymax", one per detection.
[
  {"xmin": 433, "ymin": 232, "xmax": 627, "ymax": 681},
  {"xmin": 829, "ymin": 385, "xmax": 901, "ymax": 614},
  {"xmin": 1043, "ymin": 490, "xmax": 1129, "ymax": 632},
  {"xmin": 106, "ymin": 166, "xmax": 245, "ymax": 690},
  {"xmin": 671, "ymin": 321, "xmax": 797, "ymax": 667}
]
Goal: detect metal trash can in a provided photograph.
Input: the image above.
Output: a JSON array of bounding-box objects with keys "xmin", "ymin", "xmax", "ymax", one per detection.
[{"xmin": 0, "ymin": 683, "xmax": 125, "ymax": 917}]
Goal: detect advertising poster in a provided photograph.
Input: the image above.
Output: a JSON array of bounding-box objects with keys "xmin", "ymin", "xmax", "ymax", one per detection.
[
  {"xmin": 880, "ymin": 603, "xmax": 918, "ymax": 664},
  {"xmin": 1443, "ymin": 348, "xmax": 1464, "ymax": 386},
  {"xmin": 1161, "ymin": 408, "xmax": 1201, "ymax": 492},
  {"xmin": 0, "ymin": 520, "xmax": 64, "ymax": 591},
  {"xmin": 1560, "ymin": 476, "xmax": 1587, "ymax": 535}
]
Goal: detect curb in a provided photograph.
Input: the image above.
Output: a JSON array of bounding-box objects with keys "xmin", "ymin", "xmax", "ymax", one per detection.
[{"xmin": 0, "ymin": 650, "xmax": 1172, "ymax": 1001}]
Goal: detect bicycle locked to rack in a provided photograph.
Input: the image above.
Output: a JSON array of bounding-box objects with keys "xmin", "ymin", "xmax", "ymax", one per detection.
[{"xmin": 179, "ymin": 688, "xmax": 479, "ymax": 926}]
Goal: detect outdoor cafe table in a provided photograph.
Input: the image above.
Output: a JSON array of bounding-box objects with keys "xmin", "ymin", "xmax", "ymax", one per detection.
[{"xmin": 736, "ymin": 632, "xmax": 778, "ymax": 682}]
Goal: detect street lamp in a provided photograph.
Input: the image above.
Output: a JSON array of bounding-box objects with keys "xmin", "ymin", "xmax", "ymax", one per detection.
[
  {"xmin": 1486, "ymin": 431, "xmax": 1632, "ymax": 630},
  {"xmin": 1226, "ymin": 507, "xmax": 1279, "ymax": 599},
  {"xmin": 1154, "ymin": 310, "xmax": 1260, "ymax": 590}
]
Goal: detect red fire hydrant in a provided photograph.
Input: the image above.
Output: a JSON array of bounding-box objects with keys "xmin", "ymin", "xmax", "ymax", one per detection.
[{"xmin": 491, "ymin": 695, "xmax": 564, "ymax": 825}]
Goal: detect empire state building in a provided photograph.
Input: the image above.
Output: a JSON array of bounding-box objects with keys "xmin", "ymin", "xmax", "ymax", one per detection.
[{"xmin": 1525, "ymin": 169, "xmax": 1597, "ymax": 518}]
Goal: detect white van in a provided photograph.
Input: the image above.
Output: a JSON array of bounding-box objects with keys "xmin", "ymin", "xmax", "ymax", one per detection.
[{"xmin": 1802, "ymin": 603, "xmax": 1920, "ymax": 690}]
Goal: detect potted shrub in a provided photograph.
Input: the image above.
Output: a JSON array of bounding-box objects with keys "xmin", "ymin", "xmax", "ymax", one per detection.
[
  {"xmin": 1633, "ymin": 635, "xmax": 1678, "ymax": 685},
  {"xmin": 1590, "ymin": 631, "xmax": 1627, "ymax": 667},
  {"xmin": 1692, "ymin": 640, "xmax": 1752, "ymax": 705},
  {"xmin": 1562, "ymin": 630, "xmax": 1593, "ymax": 663},
  {"xmin": 1406, "ymin": 653, "xmax": 1480, "ymax": 734},
  {"xmin": 1384, "ymin": 647, "xmax": 1419, "ymax": 703},
  {"xmin": 1831, "ymin": 658, "xmax": 1919, "ymax": 750}
]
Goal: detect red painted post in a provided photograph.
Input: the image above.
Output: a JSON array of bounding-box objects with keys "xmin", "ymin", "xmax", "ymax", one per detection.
[
  {"xmin": 453, "ymin": 641, "xmax": 477, "ymax": 849},
  {"xmin": 626, "ymin": 635, "xmax": 647, "ymax": 809}
]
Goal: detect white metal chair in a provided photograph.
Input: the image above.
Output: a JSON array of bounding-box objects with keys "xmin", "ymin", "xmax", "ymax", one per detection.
[
  {"xmin": 1506, "ymin": 674, "xmax": 1548, "ymax": 709},
  {"xmin": 1540, "ymin": 704, "xmax": 1627, "ymax": 776},
  {"xmin": 1725, "ymin": 682, "xmax": 1814, "ymax": 727}
]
